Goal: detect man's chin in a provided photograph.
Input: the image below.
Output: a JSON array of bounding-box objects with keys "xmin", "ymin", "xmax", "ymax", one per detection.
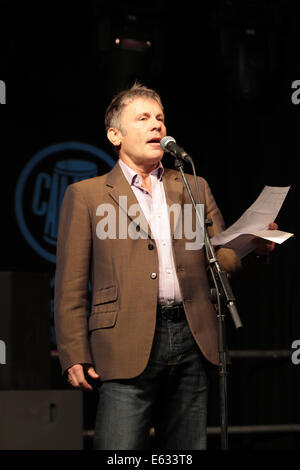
[
  {"xmin": 149, "ymin": 157, "xmax": 163, "ymax": 168},
  {"xmin": 146, "ymin": 151, "xmax": 163, "ymax": 163}
]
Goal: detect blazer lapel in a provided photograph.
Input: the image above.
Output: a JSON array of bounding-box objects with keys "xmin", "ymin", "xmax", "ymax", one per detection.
[
  {"xmin": 105, "ymin": 163, "xmax": 185, "ymax": 240},
  {"xmin": 162, "ymin": 168, "xmax": 184, "ymax": 239},
  {"xmin": 105, "ymin": 163, "xmax": 153, "ymax": 239}
]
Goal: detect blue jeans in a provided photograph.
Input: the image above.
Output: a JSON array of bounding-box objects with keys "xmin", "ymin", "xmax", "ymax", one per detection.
[{"xmin": 93, "ymin": 314, "xmax": 208, "ymax": 450}]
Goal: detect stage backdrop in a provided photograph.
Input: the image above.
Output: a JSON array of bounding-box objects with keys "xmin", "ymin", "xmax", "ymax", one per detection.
[{"xmin": 0, "ymin": 0, "xmax": 300, "ymax": 449}]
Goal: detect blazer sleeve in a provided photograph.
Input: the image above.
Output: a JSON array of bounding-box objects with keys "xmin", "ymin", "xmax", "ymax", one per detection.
[{"xmin": 54, "ymin": 183, "xmax": 93, "ymax": 374}]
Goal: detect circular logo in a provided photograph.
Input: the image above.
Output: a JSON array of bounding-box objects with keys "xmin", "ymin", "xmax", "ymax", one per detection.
[{"xmin": 15, "ymin": 141, "xmax": 115, "ymax": 263}]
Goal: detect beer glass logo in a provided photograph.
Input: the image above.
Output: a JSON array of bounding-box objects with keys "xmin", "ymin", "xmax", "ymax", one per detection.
[
  {"xmin": 0, "ymin": 80, "xmax": 6, "ymax": 104},
  {"xmin": 15, "ymin": 141, "xmax": 115, "ymax": 263}
]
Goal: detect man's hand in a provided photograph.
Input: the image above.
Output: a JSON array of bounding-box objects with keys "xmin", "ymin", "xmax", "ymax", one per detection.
[
  {"xmin": 253, "ymin": 222, "xmax": 278, "ymax": 256},
  {"xmin": 67, "ymin": 363, "xmax": 100, "ymax": 391}
]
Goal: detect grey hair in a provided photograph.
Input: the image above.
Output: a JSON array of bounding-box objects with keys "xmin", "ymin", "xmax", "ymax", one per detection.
[{"xmin": 104, "ymin": 82, "xmax": 164, "ymax": 132}]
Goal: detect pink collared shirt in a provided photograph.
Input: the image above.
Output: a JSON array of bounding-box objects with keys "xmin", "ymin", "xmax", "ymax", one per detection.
[{"xmin": 119, "ymin": 159, "xmax": 182, "ymax": 306}]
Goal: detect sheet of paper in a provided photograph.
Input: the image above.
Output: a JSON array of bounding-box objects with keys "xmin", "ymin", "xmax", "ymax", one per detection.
[{"xmin": 211, "ymin": 186, "xmax": 293, "ymax": 258}]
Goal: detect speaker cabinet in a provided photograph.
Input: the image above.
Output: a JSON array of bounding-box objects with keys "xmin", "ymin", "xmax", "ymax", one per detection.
[
  {"xmin": 0, "ymin": 390, "xmax": 83, "ymax": 449},
  {"xmin": 0, "ymin": 271, "xmax": 51, "ymax": 389}
]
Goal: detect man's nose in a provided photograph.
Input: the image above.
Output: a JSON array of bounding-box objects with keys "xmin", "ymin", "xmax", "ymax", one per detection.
[{"xmin": 150, "ymin": 117, "xmax": 162, "ymax": 130}]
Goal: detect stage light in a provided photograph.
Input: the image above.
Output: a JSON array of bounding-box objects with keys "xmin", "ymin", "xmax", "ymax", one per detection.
[
  {"xmin": 91, "ymin": 2, "xmax": 164, "ymax": 95},
  {"xmin": 212, "ymin": 0, "xmax": 284, "ymax": 104}
]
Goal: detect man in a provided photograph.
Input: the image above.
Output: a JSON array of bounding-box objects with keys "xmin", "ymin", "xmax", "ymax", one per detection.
[{"xmin": 54, "ymin": 83, "xmax": 276, "ymax": 450}]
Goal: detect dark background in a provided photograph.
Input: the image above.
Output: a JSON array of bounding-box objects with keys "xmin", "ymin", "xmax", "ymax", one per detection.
[{"xmin": 0, "ymin": 0, "xmax": 300, "ymax": 450}]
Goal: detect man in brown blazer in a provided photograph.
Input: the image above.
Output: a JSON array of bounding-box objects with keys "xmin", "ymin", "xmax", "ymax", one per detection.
[{"xmin": 54, "ymin": 83, "xmax": 276, "ymax": 450}]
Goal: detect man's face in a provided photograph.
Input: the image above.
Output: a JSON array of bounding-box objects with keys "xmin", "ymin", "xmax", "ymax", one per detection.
[{"xmin": 109, "ymin": 97, "xmax": 167, "ymax": 167}]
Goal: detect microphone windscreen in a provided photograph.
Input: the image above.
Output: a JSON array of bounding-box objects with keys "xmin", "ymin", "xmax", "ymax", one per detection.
[{"xmin": 160, "ymin": 136, "xmax": 176, "ymax": 151}]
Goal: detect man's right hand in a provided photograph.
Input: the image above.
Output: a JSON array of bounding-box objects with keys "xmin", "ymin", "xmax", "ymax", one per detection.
[{"xmin": 67, "ymin": 363, "xmax": 100, "ymax": 391}]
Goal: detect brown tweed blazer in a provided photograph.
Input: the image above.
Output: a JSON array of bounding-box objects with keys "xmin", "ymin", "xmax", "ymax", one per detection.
[{"xmin": 54, "ymin": 163, "xmax": 241, "ymax": 380}]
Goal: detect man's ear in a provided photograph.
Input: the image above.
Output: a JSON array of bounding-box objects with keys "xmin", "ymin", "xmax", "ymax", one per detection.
[{"xmin": 107, "ymin": 127, "xmax": 122, "ymax": 147}]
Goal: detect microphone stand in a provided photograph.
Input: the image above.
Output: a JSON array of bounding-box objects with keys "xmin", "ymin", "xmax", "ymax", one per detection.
[{"xmin": 173, "ymin": 157, "xmax": 243, "ymax": 450}]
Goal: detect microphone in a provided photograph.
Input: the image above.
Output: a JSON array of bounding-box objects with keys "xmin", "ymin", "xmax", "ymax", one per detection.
[{"xmin": 160, "ymin": 136, "xmax": 192, "ymax": 162}]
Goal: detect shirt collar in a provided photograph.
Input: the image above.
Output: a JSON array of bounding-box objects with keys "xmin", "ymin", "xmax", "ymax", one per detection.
[{"xmin": 118, "ymin": 159, "xmax": 164, "ymax": 186}]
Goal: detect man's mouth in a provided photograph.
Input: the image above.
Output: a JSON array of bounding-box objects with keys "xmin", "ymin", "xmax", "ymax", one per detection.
[{"xmin": 147, "ymin": 138, "xmax": 161, "ymax": 145}]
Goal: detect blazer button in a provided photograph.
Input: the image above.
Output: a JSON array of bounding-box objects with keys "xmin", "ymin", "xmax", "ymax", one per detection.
[
  {"xmin": 148, "ymin": 243, "xmax": 154, "ymax": 250},
  {"xmin": 151, "ymin": 273, "xmax": 157, "ymax": 279}
]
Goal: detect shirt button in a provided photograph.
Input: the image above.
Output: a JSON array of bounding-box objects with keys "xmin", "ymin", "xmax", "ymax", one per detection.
[
  {"xmin": 148, "ymin": 243, "xmax": 154, "ymax": 250},
  {"xmin": 151, "ymin": 273, "xmax": 157, "ymax": 279}
]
